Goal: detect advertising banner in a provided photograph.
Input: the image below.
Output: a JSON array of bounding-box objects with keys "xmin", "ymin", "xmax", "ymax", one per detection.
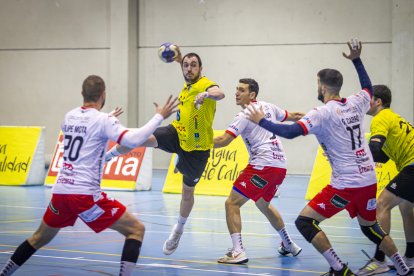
[
  {"xmin": 0, "ymin": 126, "xmax": 45, "ymax": 185},
  {"xmin": 163, "ymin": 130, "xmax": 249, "ymax": 196},
  {"xmin": 45, "ymin": 132, "xmax": 152, "ymax": 190}
]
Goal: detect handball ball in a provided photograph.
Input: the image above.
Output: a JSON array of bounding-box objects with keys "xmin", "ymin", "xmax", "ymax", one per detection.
[{"xmin": 158, "ymin": 43, "xmax": 178, "ymax": 63}]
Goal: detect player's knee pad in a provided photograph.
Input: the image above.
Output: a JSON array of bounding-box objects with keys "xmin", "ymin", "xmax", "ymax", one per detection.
[
  {"xmin": 295, "ymin": 215, "xmax": 322, "ymax": 243},
  {"xmin": 360, "ymin": 221, "xmax": 388, "ymax": 245}
]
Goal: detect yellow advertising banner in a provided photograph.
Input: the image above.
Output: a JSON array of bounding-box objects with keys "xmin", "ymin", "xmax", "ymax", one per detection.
[
  {"xmin": 305, "ymin": 143, "xmax": 398, "ymax": 200},
  {"xmin": 162, "ymin": 130, "xmax": 250, "ymax": 196},
  {"xmin": 0, "ymin": 126, "xmax": 45, "ymax": 185}
]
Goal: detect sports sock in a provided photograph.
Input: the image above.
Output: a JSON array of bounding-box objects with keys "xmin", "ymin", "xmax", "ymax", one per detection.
[
  {"xmin": 405, "ymin": 242, "xmax": 414, "ymax": 258},
  {"xmin": 278, "ymin": 227, "xmax": 293, "ymax": 247},
  {"xmin": 119, "ymin": 261, "xmax": 136, "ymax": 276},
  {"xmin": 0, "ymin": 240, "xmax": 37, "ymax": 276},
  {"xmin": 322, "ymin": 248, "xmax": 343, "ymax": 271},
  {"xmin": 119, "ymin": 239, "xmax": 142, "ymax": 276},
  {"xmin": 390, "ymin": 251, "xmax": 409, "ymax": 275},
  {"xmin": 175, "ymin": 216, "xmax": 187, "ymax": 233},
  {"xmin": 230, "ymin": 233, "xmax": 244, "ymax": 252},
  {"xmin": 374, "ymin": 245, "xmax": 386, "ymax": 262},
  {"xmin": 0, "ymin": 260, "xmax": 19, "ymax": 276}
]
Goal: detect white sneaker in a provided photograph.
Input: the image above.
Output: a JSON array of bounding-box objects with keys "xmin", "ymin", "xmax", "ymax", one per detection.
[
  {"xmin": 404, "ymin": 257, "xmax": 414, "ymax": 269},
  {"xmin": 355, "ymin": 258, "xmax": 390, "ymax": 275},
  {"xmin": 163, "ymin": 224, "xmax": 183, "ymax": 255},
  {"xmin": 277, "ymin": 242, "xmax": 302, "ymax": 256},
  {"xmin": 217, "ymin": 248, "xmax": 248, "ymax": 264}
]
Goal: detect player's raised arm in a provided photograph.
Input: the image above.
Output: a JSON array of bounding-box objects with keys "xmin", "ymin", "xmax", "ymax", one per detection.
[
  {"xmin": 343, "ymin": 40, "xmax": 372, "ymax": 96},
  {"xmin": 245, "ymin": 104, "xmax": 305, "ymax": 139},
  {"xmin": 213, "ymin": 132, "xmax": 235, "ymax": 148},
  {"xmin": 105, "ymin": 95, "xmax": 178, "ymax": 161}
]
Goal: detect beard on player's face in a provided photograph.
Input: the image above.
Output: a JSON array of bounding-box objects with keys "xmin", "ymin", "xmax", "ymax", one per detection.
[
  {"xmin": 317, "ymin": 86, "xmax": 324, "ymax": 103},
  {"xmin": 184, "ymin": 71, "xmax": 200, "ymax": 83}
]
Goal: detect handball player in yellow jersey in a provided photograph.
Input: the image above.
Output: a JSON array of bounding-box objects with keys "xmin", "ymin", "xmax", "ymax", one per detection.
[
  {"xmin": 105, "ymin": 45, "xmax": 225, "ymax": 255},
  {"xmin": 356, "ymin": 85, "xmax": 414, "ymax": 275}
]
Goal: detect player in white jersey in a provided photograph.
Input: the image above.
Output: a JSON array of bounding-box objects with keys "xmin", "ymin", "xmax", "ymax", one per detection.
[
  {"xmin": 213, "ymin": 78, "xmax": 303, "ymax": 264},
  {"xmin": 0, "ymin": 75, "xmax": 178, "ymax": 276},
  {"xmin": 245, "ymin": 42, "xmax": 412, "ymax": 276}
]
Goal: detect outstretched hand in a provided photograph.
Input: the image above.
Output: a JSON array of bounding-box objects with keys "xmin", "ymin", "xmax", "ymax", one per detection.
[
  {"xmin": 154, "ymin": 95, "xmax": 179, "ymax": 119},
  {"xmin": 243, "ymin": 104, "xmax": 265, "ymax": 124},
  {"xmin": 173, "ymin": 45, "xmax": 183, "ymax": 63},
  {"xmin": 342, "ymin": 40, "xmax": 362, "ymax": 60},
  {"xmin": 108, "ymin": 107, "xmax": 124, "ymax": 118},
  {"xmin": 194, "ymin": 92, "xmax": 209, "ymax": 108}
]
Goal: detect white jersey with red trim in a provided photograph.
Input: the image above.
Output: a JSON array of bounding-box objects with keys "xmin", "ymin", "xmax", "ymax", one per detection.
[
  {"xmin": 52, "ymin": 107, "xmax": 129, "ymax": 196},
  {"xmin": 226, "ymin": 101, "xmax": 288, "ymax": 168},
  {"xmin": 298, "ymin": 89, "xmax": 376, "ymax": 189}
]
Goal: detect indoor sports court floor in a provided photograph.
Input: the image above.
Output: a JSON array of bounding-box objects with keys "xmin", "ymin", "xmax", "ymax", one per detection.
[{"xmin": 0, "ymin": 170, "xmax": 407, "ymax": 275}]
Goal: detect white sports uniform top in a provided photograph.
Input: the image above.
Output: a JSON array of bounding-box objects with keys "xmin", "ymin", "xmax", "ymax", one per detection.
[
  {"xmin": 298, "ymin": 89, "xmax": 376, "ymax": 189},
  {"xmin": 226, "ymin": 100, "xmax": 288, "ymax": 169},
  {"xmin": 53, "ymin": 106, "xmax": 163, "ymax": 197}
]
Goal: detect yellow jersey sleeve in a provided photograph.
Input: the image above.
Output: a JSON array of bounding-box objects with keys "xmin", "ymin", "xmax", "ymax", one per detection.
[
  {"xmin": 370, "ymin": 109, "xmax": 414, "ymax": 171},
  {"xmin": 171, "ymin": 76, "xmax": 218, "ymax": 151}
]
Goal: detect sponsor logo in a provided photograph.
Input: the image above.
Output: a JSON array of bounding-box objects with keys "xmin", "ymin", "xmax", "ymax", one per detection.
[
  {"xmin": 62, "ymin": 162, "xmax": 73, "ymax": 171},
  {"xmin": 317, "ymin": 203, "xmax": 326, "ymax": 210},
  {"xmin": 336, "ymin": 106, "xmax": 358, "ymax": 115},
  {"xmin": 56, "ymin": 176, "xmax": 74, "ymax": 185},
  {"xmin": 390, "ymin": 182, "xmax": 397, "ymax": 189},
  {"xmin": 240, "ymin": 181, "xmax": 247, "ymax": 188},
  {"xmin": 49, "ymin": 202, "xmax": 59, "ymax": 215},
  {"xmin": 111, "ymin": 208, "xmax": 119, "ymax": 216},
  {"xmin": 366, "ymin": 198, "xmax": 376, "ymax": 211},
  {"xmin": 79, "ymin": 204, "xmax": 105, "ymax": 223},
  {"xmin": 229, "ymin": 124, "xmax": 239, "ymax": 132},
  {"xmin": 272, "ymin": 153, "xmax": 285, "ymax": 160},
  {"xmin": 250, "ymin": 174, "xmax": 268, "ymax": 189},
  {"xmin": 358, "ymin": 165, "xmax": 374, "ymax": 174},
  {"xmin": 176, "ymin": 126, "xmax": 186, "ymax": 132},
  {"xmin": 355, "ymin": 149, "xmax": 367, "ymax": 157},
  {"xmin": 303, "ymin": 116, "xmax": 313, "ymax": 128},
  {"xmin": 330, "ymin": 194, "xmax": 349, "ymax": 209}
]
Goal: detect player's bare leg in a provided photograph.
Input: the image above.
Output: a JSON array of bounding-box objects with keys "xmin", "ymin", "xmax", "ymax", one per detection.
[
  {"xmin": 297, "ymin": 205, "xmax": 353, "ymax": 275},
  {"xmin": 400, "ymin": 201, "xmax": 414, "ymax": 268},
  {"xmin": 357, "ymin": 214, "xmax": 410, "ymax": 275},
  {"xmin": 0, "ymin": 221, "xmax": 60, "ymax": 276},
  {"xmin": 110, "ymin": 211, "xmax": 145, "ymax": 276},
  {"xmin": 163, "ymin": 184, "xmax": 195, "ymax": 255},
  {"xmin": 255, "ymin": 198, "xmax": 301, "ymax": 256},
  {"xmin": 217, "ymin": 189, "xmax": 249, "ymax": 264}
]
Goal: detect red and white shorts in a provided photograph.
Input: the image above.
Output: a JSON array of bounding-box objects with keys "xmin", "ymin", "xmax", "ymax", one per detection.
[
  {"xmin": 43, "ymin": 192, "xmax": 126, "ymax": 233},
  {"xmin": 233, "ymin": 164, "xmax": 287, "ymax": 202},
  {"xmin": 308, "ymin": 183, "xmax": 377, "ymax": 221}
]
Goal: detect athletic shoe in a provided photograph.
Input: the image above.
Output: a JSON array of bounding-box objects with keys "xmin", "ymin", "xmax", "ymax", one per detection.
[
  {"xmin": 217, "ymin": 248, "xmax": 248, "ymax": 264},
  {"xmin": 404, "ymin": 257, "xmax": 414, "ymax": 269},
  {"xmin": 397, "ymin": 268, "xmax": 413, "ymax": 276},
  {"xmin": 355, "ymin": 258, "xmax": 389, "ymax": 275},
  {"xmin": 389, "ymin": 257, "xmax": 414, "ymax": 270},
  {"xmin": 277, "ymin": 242, "xmax": 302, "ymax": 256},
  {"xmin": 163, "ymin": 224, "xmax": 183, "ymax": 255},
  {"xmin": 322, "ymin": 265, "xmax": 355, "ymax": 276}
]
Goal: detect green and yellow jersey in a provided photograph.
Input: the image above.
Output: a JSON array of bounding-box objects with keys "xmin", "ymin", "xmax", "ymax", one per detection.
[
  {"xmin": 370, "ymin": 108, "xmax": 414, "ymax": 171},
  {"xmin": 172, "ymin": 76, "xmax": 218, "ymax": 151}
]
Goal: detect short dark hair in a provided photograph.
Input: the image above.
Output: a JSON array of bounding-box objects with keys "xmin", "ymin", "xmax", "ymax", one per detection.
[
  {"xmin": 317, "ymin": 69, "xmax": 343, "ymax": 93},
  {"xmin": 239, "ymin": 78, "xmax": 259, "ymax": 97},
  {"xmin": 82, "ymin": 75, "xmax": 105, "ymax": 102},
  {"xmin": 373, "ymin": 85, "xmax": 392, "ymax": 108},
  {"xmin": 181, "ymin": 52, "xmax": 202, "ymax": 67}
]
